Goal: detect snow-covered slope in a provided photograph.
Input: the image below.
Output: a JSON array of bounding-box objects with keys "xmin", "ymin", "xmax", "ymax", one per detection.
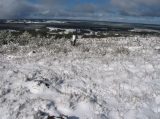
[{"xmin": 0, "ymin": 36, "xmax": 160, "ymax": 119}]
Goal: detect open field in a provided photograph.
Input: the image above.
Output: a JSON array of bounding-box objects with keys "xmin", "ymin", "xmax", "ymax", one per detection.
[{"xmin": 0, "ymin": 29, "xmax": 160, "ymax": 119}]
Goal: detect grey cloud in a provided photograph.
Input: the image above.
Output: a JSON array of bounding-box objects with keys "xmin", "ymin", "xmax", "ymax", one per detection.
[
  {"xmin": 0, "ymin": 0, "xmax": 66, "ymax": 18},
  {"xmin": 35, "ymin": 1, "xmax": 99, "ymax": 18},
  {"xmin": 0, "ymin": 0, "xmax": 39, "ymax": 18},
  {"xmin": 73, "ymin": 3, "xmax": 97, "ymax": 13},
  {"xmin": 0, "ymin": 0, "xmax": 104, "ymax": 19},
  {"xmin": 0, "ymin": 0, "xmax": 20, "ymax": 18},
  {"xmin": 110, "ymin": 0, "xmax": 160, "ymax": 17},
  {"xmin": 0, "ymin": 0, "xmax": 160, "ymax": 20}
]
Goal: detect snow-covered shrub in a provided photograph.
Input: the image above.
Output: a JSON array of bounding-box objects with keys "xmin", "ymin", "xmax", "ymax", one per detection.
[
  {"xmin": 0, "ymin": 31, "xmax": 14, "ymax": 46},
  {"xmin": 16, "ymin": 31, "xmax": 32, "ymax": 46},
  {"xmin": 115, "ymin": 47, "xmax": 130, "ymax": 55}
]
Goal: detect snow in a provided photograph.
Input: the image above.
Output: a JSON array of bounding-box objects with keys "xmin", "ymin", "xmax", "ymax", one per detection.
[
  {"xmin": 45, "ymin": 20, "xmax": 66, "ymax": 24},
  {"xmin": 64, "ymin": 29, "xmax": 76, "ymax": 34},
  {"xmin": 0, "ymin": 36, "xmax": 160, "ymax": 119},
  {"xmin": 47, "ymin": 27, "xmax": 60, "ymax": 31},
  {"xmin": 130, "ymin": 28, "xmax": 160, "ymax": 33}
]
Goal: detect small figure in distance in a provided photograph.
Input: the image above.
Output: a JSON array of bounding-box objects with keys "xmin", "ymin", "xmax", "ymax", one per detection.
[
  {"xmin": 71, "ymin": 34, "xmax": 77, "ymax": 46},
  {"xmin": 71, "ymin": 29, "xmax": 78, "ymax": 46}
]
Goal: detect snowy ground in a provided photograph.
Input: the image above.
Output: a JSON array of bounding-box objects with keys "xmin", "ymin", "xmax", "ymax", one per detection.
[{"xmin": 0, "ymin": 36, "xmax": 160, "ymax": 119}]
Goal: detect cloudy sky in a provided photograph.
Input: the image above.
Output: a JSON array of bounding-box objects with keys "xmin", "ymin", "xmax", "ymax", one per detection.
[{"xmin": 0, "ymin": 0, "xmax": 160, "ymax": 24}]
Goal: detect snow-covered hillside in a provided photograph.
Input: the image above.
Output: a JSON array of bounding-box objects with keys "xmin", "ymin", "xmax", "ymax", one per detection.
[{"xmin": 0, "ymin": 35, "xmax": 160, "ymax": 119}]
